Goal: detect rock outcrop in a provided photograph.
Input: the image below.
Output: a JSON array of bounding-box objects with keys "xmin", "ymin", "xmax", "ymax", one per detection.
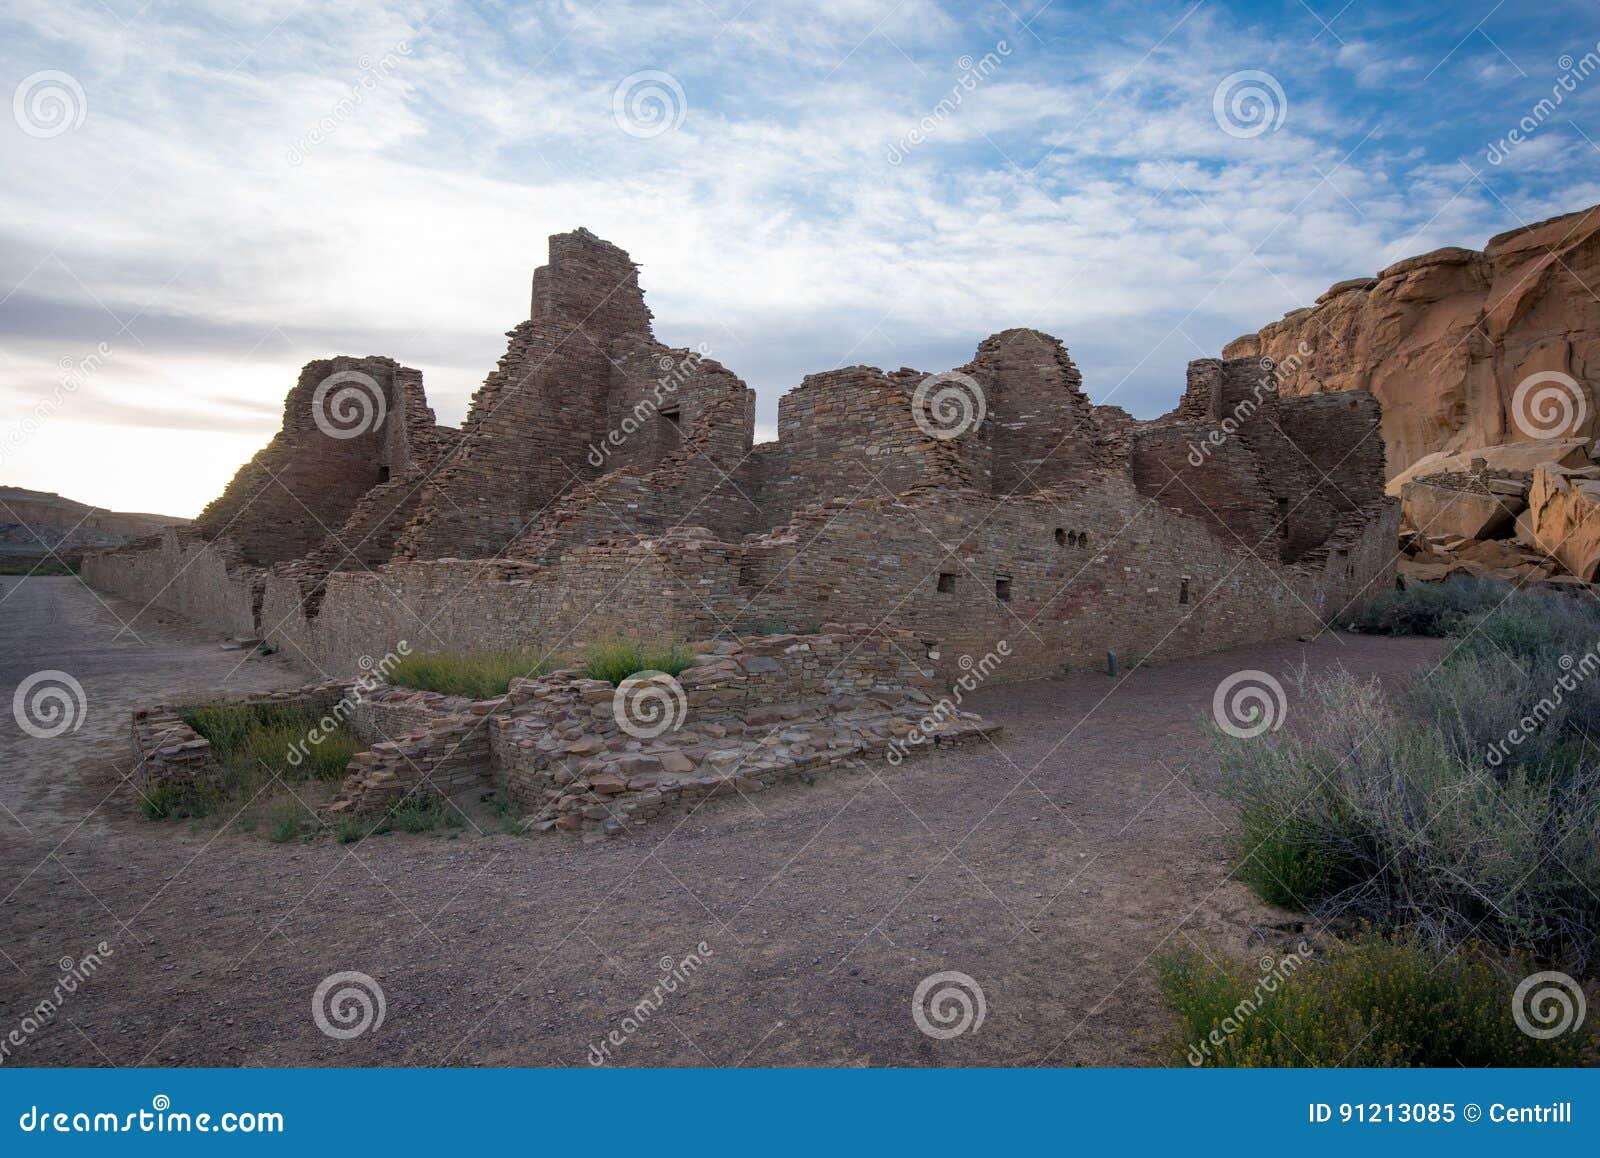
[
  {"xmin": 0, "ymin": 485, "xmax": 189, "ymax": 565},
  {"xmin": 1226, "ymin": 204, "xmax": 1600, "ymax": 480}
]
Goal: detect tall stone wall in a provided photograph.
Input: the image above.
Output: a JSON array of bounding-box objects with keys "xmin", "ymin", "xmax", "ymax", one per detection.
[
  {"xmin": 79, "ymin": 527, "xmax": 262, "ymax": 637},
  {"xmin": 193, "ymin": 356, "xmax": 438, "ymax": 567}
]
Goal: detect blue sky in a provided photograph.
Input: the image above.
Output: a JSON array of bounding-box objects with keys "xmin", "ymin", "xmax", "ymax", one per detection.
[{"xmin": 2, "ymin": 0, "xmax": 1598, "ymax": 516}]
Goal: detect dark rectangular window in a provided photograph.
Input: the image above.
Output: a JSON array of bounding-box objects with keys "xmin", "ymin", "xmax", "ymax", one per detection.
[
  {"xmin": 936, "ymin": 572, "xmax": 956, "ymax": 593},
  {"xmin": 995, "ymin": 578, "xmax": 1012, "ymax": 602}
]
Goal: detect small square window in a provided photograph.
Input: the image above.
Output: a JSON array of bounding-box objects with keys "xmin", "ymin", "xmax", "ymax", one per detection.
[
  {"xmin": 936, "ymin": 572, "xmax": 956, "ymax": 593},
  {"xmin": 995, "ymin": 578, "xmax": 1012, "ymax": 602}
]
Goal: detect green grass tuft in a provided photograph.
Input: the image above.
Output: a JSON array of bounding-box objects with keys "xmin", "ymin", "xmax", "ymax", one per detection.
[
  {"xmin": 381, "ymin": 792, "xmax": 456, "ymax": 834},
  {"xmin": 581, "ymin": 639, "xmax": 695, "ymax": 684},
  {"xmin": 385, "ymin": 651, "xmax": 559, "ymax": 699}
]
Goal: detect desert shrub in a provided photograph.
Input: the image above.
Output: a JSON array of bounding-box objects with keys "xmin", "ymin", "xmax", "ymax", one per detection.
[
  {"xmin": 1158, "ymin": 933, "xmax": 1593, "ymax": 1067},
  {"xmin": 385, "ymin": 651, "xmax": 558, "ymax": 699},
  {"xmin": 334, "ymin": 818, "xmax": 366, "ymax": 844},
  {"xmin": 582, "ymin": 639, "xmax": 695, "ymax": 684},
  {"xmin": 1347, "ymin": 574, "xmax": 1512, "ymax": 636},
  {"xmin": 380, "ymin": 791, "xmax": 457, "ymax": 834},
  {"xmin": 1209, "ymin": 667, "xmax": 1600, "ymax": 967},
  {"xmin": 139, "ymin": 784, "xmax": 197, "ymax": 820}
]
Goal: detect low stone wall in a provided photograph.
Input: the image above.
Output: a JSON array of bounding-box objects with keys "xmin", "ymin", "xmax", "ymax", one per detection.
[
  {"xmin": 321, "ymin": 629, "xmax": 994, "ymax": 836},
  {"xmin": 325, "ymin": 686, "xmax": 504, "ymax": 815}
]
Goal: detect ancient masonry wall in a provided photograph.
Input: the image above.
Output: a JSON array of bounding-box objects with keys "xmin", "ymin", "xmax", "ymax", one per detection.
[
  {"xmin": 81, "ymin": 527, "xmax": 262, "ymax": 638},
  {"xmin": 85, "ymin": 227, "xmax": 1399, "ymax": 692},
  {"xmin": 193, "ymin": 356, "xmax": 439, "ymax": 567},
  {"xmin": 319, "ymin": 631, "xmax": 979, "ymax": 836}
]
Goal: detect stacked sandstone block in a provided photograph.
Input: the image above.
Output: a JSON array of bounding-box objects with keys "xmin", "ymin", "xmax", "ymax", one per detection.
[{"xmin": 318, "ymin": 629, "xmax": 996, "ymax": 836}]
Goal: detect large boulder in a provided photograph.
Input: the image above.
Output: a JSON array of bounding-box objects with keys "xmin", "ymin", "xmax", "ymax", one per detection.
[
  {"xmin": 1528, "ymin": 463, "xmax": 1600, "ymax": 581},
  {"xmin": 1400, "ymin": 479, "xmax": 1521, "ymax": 540},
  {"xmin": 1385, "ymin": 437, "xmax": 1589, "ymax": 496}
]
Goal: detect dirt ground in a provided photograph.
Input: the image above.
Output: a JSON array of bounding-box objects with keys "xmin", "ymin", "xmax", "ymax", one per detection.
[{"xmin": 0, "ymin": 575, "xmax": 1444, "ymax": 1066}]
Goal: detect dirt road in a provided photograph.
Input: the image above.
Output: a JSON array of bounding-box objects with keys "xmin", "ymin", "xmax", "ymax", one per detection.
[{"xmin": 0, "ymin": 576, "xmax": 1442, "ymax": 1066}]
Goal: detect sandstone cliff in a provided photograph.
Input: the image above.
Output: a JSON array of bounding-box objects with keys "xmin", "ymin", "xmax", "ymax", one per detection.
[{"xmin": 1224, "ymin": 204, "xmax": 1600, "ymax": 480}]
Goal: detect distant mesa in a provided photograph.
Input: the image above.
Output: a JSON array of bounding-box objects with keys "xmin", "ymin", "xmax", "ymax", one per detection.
[{"xmin": 0, "ymin": 486, "xmax": 189, "ymax": 569}]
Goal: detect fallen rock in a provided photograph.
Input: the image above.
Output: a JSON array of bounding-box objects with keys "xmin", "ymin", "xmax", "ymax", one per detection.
[
  {"xmin": 1387, "ymin": 438, "xmax": 1590, "ymax": 496},
  {"xmin": 1400, "ymin": 480, "xmax": 1520, "ymax": 539},
  {"xmin": 1528, "ymin": 463, "xmax": 1600, "ymax": 581}
]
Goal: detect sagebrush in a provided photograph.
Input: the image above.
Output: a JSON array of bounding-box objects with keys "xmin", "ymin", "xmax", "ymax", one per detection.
[{"xmin": 1158, "ymin": 933, "xmax": 1593, "ymax": 1067}]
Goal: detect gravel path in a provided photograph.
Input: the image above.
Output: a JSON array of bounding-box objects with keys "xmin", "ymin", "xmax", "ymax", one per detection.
[{"xmin": 0, "ymin": 576, "xmax": 1443, "ymax": 1066}]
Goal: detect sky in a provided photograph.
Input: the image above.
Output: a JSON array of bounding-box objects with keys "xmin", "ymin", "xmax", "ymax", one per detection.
[{"xmin": 2, "ymin": 0, "xmax": 1598, "ymax": 518}]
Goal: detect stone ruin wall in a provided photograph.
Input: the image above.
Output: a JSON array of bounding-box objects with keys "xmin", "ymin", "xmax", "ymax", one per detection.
[
  {"xmin": 85, "ymin": 227, "xmax": 1397, "ymax": 690},
  {"xmin": 80, "ymin": 526, "xmax": 263, "ymax": 638}
]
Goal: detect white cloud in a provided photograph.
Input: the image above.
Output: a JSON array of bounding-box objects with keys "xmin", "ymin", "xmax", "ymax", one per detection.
[{"xmin": 0, "ymin": 0, "xmax": 1584, "ymax": 515}]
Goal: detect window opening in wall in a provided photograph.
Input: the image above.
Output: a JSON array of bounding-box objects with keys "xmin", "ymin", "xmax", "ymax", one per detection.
[
  {"xmin": 937, "ymin": 572, "xmax": 957, "ymax": 593},
  {"xmin": 661, "ymin": 408, "xmax": 682, "ymax": 432},
  {"xmin": 1276, "ymin": 497, "xmax": 1289, "ymax": 539},
  {"xmin": 1179, "ymin": 577, "xmax": 1190, "ymax": 605},
  {"xmin": 377, "ymin": 465, "xmax": 390, "ymax": 484},
  {"xmin": 1055, "ymin": 528, "xmax": 1067, "ymax": 546},
  {"xmin": 1077, "ymin": 531, "xmax": 1089, "ymax": 547},
  {"xmin": 995, "ymin": 577, "xmax": 1012, "ymax": 602}
]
